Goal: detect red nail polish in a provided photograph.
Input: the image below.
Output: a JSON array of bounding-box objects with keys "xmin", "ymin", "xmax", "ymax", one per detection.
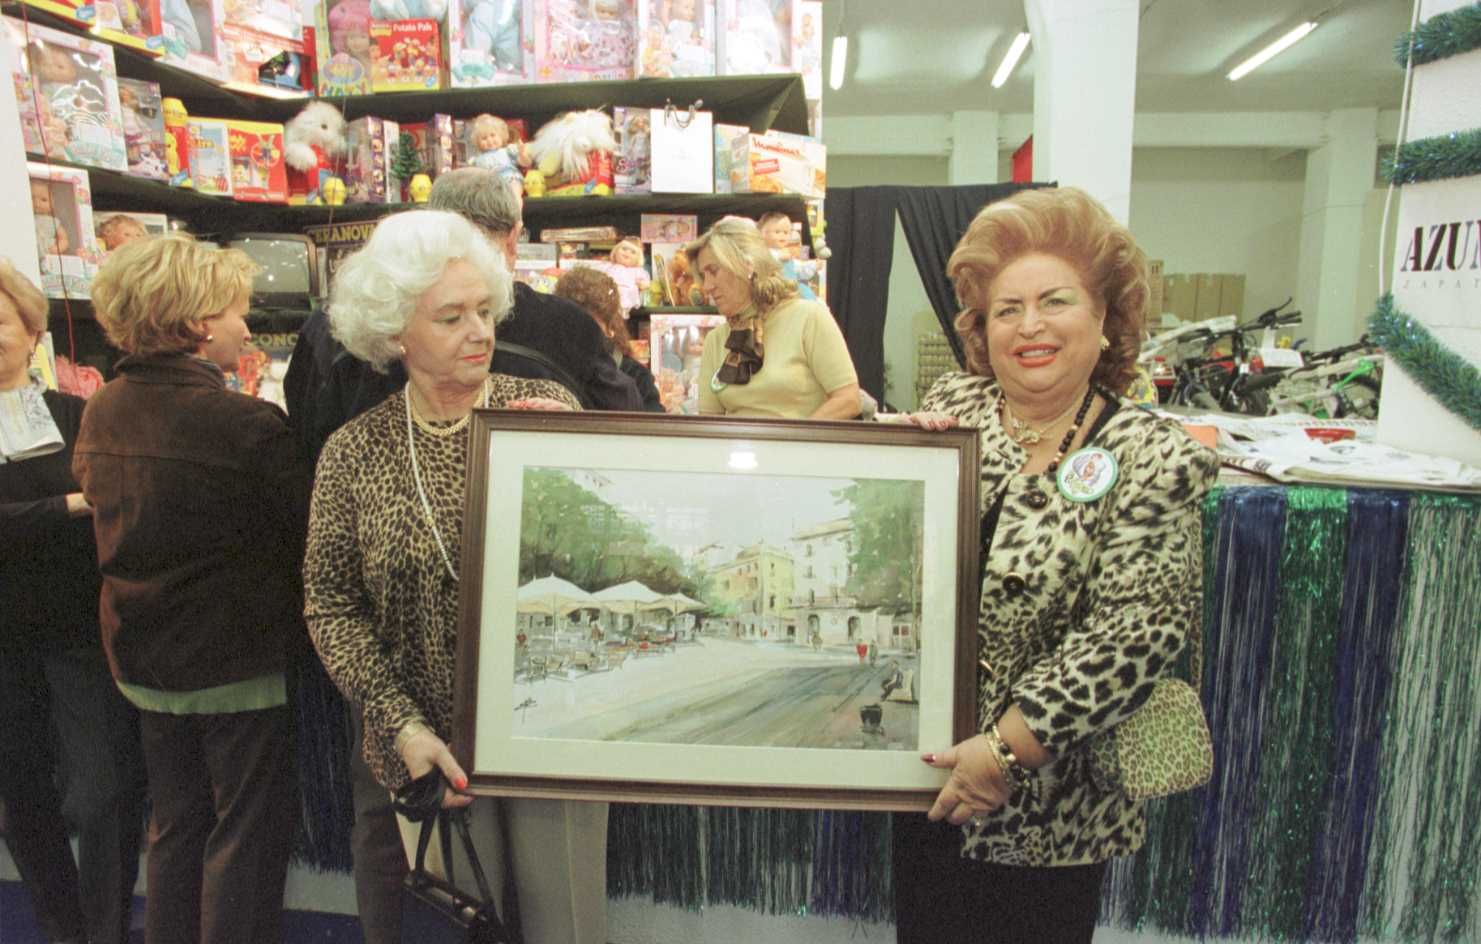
[
  {"xmin": 455, "ymin": 776, "xmax": 468, "ymax": 791},
  {"xmin": 921, "ymin": 753, "xmax": 935, "ymax": 764}
]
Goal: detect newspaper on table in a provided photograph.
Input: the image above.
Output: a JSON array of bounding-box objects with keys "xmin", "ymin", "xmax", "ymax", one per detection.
[
  {"xmin": 1163, "ymin": 410, "xmax": 1481, "ymax": 492},
  {"xmin": 0, "ymin": 384, "xmax": 63, "ymax": 463}
]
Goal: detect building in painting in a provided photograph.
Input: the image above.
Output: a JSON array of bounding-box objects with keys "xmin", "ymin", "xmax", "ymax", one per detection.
[{"xmin": 708, "ymin": 543, "xmax": 796, "ymax": 639}]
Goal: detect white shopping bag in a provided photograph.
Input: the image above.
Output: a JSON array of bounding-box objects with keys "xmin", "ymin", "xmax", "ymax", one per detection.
[{"xmin": 650, "ymin": 103, "xmax": 714, "ymax": 194}]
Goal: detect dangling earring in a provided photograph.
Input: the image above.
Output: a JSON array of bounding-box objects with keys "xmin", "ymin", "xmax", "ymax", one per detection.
[
  {"xmin": 1099, "ymin": 335, "xmax": 1110, "ymax": 351},
  {"xmin": 205, "ymin": 334, "xmax": 215, "ymax": 342},
  {"xmin": 398, "ymin": 343, "xmax": 407, "ymax": 356}
]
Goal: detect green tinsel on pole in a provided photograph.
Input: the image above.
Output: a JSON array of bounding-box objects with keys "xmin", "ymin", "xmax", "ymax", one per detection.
[
  {"xmin": 1394, "ymin": 2, "xmax": 1481, "ymax": 67},
  {"xmin": 1362, "ymin": 494, "xmax": 1481, "ymax": 943},
  {"xmin": 1241, "ymin": 486, "xmax": 1347, "ymax": 940},
  {"xmin": 1381, "ymin": 127, "xmax": 1481, "ymax": 185},
  {"xmin": 1368, "ymin": 295, "xmax": 1481, "ymax": 432}
]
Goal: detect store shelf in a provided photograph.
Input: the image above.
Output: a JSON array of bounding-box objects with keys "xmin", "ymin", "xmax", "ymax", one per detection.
[{"xmin": 4, "ymin": 4, "xmax": 809, "ymax": 135}]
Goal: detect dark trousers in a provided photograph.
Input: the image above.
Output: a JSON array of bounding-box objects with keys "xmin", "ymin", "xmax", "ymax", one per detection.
[
  {"xmin": 0, "ymin": 646, "xmax": 146, "ymax": 944},
  {"xmin": 350, "ymin": 710, "xmax": 409, "ymax": 944},
  {"xmin": 892, "ymin": 813, "xmax": 1106, "ymax": 944},
  {"xmin": 138, "ymin": 705, "xmax": 297, "ymax": 944}
]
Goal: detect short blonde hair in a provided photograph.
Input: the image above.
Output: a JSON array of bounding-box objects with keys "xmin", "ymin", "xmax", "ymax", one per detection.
[
  {"xmin": 949, "ymin": 187, "xmax": 1147, "ymax": 394},
  {"xmin": 0, "ymin": 258, "xmax": 48, "ymax": 338},
  {"xmin": 329, "ymin": 210, "xmax": 511, "ymax": 371},
  {"xmin": 684, "ymin": 216, "xmax": 796, "ymax": 313},
  {"xmin": 91, "ymin": 235, "xmax": 258, "ymax": 356}
]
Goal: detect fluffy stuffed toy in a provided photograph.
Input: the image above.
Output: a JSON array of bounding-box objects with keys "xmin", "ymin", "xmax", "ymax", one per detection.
[
  {"xmin": 527, "ymin": 109, "xmax": 616, "ymax": 181},
  {"xmin": 285, "ymin": 100, "xmax": 346, "ymax": 205}
]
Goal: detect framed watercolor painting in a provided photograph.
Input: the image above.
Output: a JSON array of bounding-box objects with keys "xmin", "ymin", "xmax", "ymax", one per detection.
[{"xmin": 452, "ymin": 411, "xmax": 981, "ymax": 810}]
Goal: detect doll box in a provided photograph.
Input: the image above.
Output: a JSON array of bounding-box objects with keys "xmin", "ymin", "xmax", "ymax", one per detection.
[
  {"xmin": 730, "ymin": 128, "xmax": 825, "ymax": 198},
  {"xmin": 640, "ymin": 214, "xmax": 696, "ymax": 243},
  {"xmin": 220, "ymin": 23, "xmax": 306, "ymax": 89},
  {"xmin": 315, "ymin": 0, "xmax": 372, "ymax": 95},
  {"xmin": 150, "ymin": 0, "xmax": 228, "ymax": 80},
  {"xmin": 401, "ymin": 114, "xmax": 455, "ymax": 179},
  {"xmin": 79, "ymin": 0, "xmax": 162, "ymax": 52},
  {"xmin": 370, "ymin": 18, "xmax": 441, "ymax": 91},
  {"xmin": 793, "ymin": 0, "xmax": 821, "ymax": 98},
  {"xmin": 534, "ymin": 0, "xmax": 636, "ymax": 83},
  {"xmin": 187, "ymin": 117, "xmax": 232, "ymax": 195},
  {"xmin": 446, "ymin": 0, "xmax": 533, "ymax": 87},
  {"xmin": 27, "ymin": 161, "xmax": 101, "ymax": 299},
  {"xmin": 7, "ymin": 17, "xmax": 129, "ymax": 171},
  {"xmin": 117, "ymin": 78, "xmax": 168, "ymax": 179},
  {"xmin": 613, "ymin": 106, "xmax": 650, "ymax": 195},
  {"xmin": 716, "ymin": 0, "xmax": 792, "ymax": 75},
  {"xmin": 226, "ymin": 120, "xmax": 288, "ymax": 202},
  {"xmin": 221, "ymin": 0, "xmax": 300, "ymax": 41},
  {"xmin": 93, "ymin": 210, "xmax": 168, "ymax": 255},
  {"xmin": 635, "ymin": 0, "xmax": 714, "ymax": 78},
  {"xmin": 344, "ymin": 115, "xmax": 400, "ymax": 203},
  {"xmin": 712, "ymin": 121, "xmax": 747, "ymax": 194}
]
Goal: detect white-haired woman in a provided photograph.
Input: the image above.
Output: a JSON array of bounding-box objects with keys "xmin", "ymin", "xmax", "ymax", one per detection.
[
  {"xmin": 302, "ymin": 210, "xmax": 604, "ymax": 944},
  {"xmin": 687, "ymin": 217, "xmax": 860, "ymax": 418}
]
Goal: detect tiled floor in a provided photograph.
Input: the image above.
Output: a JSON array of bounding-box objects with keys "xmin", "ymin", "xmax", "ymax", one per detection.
[{"xmin": 0, "ymin": 882, "xmax": 364, "ymax": 944}]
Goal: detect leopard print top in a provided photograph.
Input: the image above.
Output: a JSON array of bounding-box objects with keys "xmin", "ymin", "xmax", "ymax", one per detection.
[
  {"xmin": 921, "ymin": 371, "xmax": 1218, "ymax": 866},
  {"xmin": 304, "ymin": 375, "xmax": 580, "ymax": 790}
]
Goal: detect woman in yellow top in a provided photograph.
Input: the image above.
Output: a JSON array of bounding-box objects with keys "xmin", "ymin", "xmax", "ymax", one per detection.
[{"xmin": 688, "ymin": 217, "xmax": 860, "ymax": 418}]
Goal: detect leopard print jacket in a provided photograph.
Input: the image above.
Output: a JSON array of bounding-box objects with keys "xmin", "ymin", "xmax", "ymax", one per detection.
[
  {"xmin": 304, "ymin": 375, "xmax": 580, "ymax": 790},
  {"xmin": 921, "ymin": 372, "xmax": 1218, "ymax": 866}
]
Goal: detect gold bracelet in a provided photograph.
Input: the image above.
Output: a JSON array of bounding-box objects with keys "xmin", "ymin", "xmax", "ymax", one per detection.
[
  {"xmin": 985, "ymin": 723, "xmax": 1030, "ymax": 791},
  {"xmin": 394, "ymin": 719, "xmax": 433, "ymax": 755},
  {"xmin": 980, "ymin": 732, "xmax": 1010, "ymax": 778}
]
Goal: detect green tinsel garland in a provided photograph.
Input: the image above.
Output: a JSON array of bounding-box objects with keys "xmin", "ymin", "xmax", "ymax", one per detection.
[
  {"xmin": 1381, "ymin": 127, "xmax": 1481, "ymax": 185},
  {"xmin": 1361, "ymin": 494, "xmax": 1481, "ymax": 943},
  {"xmin": 1394, "ymin": 2, "xmax": 1481, "ymax": 67},
  {"xmin": 1367, "ymin": 294, "xmax": 1481, "ymax": 432}
]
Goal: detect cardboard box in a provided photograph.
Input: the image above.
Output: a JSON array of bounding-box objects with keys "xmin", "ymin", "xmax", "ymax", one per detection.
[
  {"xmin": 27, "ymin": 161, "xmax": 100, "ymax": 298},
  {"xmin": 717, "ymin": 0, "xmax": 792, "ymax": 75},
  {"xmin": 613, "ymin": 106, "xmax": 650, "ymax": 194},
  {"xmin": 1218, "ymin": 273, "xmax": 1245, "ymax": 321},
  {"xmin": 187, "ymin": 117, "xmax": 232, "ymax": 195},
  {"xmin": 713, "ymin": 122, "xmax": 747, "ymax": 193},
  {"xmin": 370, "ymin": 18, "xmax": 441, "ymax": 91},
  {"xmin": 117, "ymin": 78, "xmax": 168, "ymax": 179},
  {"xmin": 730, "ymin": 128, "xmax": 825, "ymax": 198},
  {"xmin": 7, "ymin": 18, "xmax": 129, "ymax": 171},
  {"xmin": 226, "ymin": 119, "xmax": 287, "ymax": 202},
  {"xmin": 1146, "ymin": 258, "xmax": 1165, "ymax": 319},
  {"xmin": 534, "ymin": 0, "xmax": 634, "ymax": 82},
  {"xmin": 1163, "ymin": 274, "xmax": 1197, "ymax": 323},
  {"xmin": 344, "ymin": 115, "xmax": 399, "ymax": 203},
  {"xmin": 446, "ymin": 0, "xmax": 532, "ymax": 87},
  {"xmin": 315, "ymin": 0, "xmax": 372, "ymax": 95},
  {"xmin": 1193, "ymin": 273, "xmax": 1220, "ymax": 321},
  {"xmin": 636, "ymin": 0, "xmax": 714, "ymax": 78}
]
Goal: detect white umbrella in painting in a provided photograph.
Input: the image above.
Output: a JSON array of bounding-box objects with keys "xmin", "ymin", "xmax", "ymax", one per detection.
[
  {"xmin": 664, "ymin": 592, "xmax": 705, "ymax": 613},
  {"xmin": 516, "ymin": 575, "xmax": 597, "ymax": 617},
  {"xmin": 591, "ymin": 580, "xmax": 666, "ymax": 611}
]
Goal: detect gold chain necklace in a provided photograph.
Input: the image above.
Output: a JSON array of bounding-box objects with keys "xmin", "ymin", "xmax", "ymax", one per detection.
[
  {"xmin": 1000, "ymin": 389, "xmax": 1087, "ymax": 446},
  {"xmin": 407, "ymin": 379, "xmax": 490, "ymax": 437},
  {"xmin": 404, "ymin": 379, "xmax": 491, "ymax": 582}
]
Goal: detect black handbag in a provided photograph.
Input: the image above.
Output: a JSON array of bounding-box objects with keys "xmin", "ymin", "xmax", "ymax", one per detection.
[{"xmin": 397, "ymin": 773, "xmax": 517, "ymax": 944}]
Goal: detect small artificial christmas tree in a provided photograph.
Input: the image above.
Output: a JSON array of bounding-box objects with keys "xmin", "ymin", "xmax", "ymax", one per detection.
[{"xmin": 390, "ymin": 130, "xmax": 425, "ymax": 202}]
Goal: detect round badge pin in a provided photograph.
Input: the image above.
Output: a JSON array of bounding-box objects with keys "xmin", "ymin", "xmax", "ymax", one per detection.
[
  {"xmin": 709, "ymin": 368, "xmax": 727, "ymax": 393},
  {"xmin": 1056, "ymin": 447, "xmax": 1119, "ymax": 503}
]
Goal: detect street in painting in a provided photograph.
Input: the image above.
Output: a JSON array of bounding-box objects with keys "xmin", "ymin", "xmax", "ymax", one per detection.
[{"xmin": 512, "ymin": 467, "xmax": 925, "ymax": 752}]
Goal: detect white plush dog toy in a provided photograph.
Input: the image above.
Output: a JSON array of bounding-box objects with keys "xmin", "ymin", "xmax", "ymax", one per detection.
[{"xmin": 528, "ymin": 109, "xmax": 617, "ymax": 181}]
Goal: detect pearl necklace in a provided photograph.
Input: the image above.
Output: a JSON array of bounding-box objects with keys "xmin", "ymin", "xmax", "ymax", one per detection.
[{"xmin": 404, "ymin": 379, "xmax": 490, "ymax": 582}]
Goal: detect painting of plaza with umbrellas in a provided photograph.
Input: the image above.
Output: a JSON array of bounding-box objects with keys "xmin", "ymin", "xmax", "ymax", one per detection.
[{"xmin": 509, "ymin": 466, "xmax": 926, "ymax": 753}]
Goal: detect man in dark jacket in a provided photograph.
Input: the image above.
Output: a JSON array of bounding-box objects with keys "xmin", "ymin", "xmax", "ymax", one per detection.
[{"xmin": 286, "ymin": 167, "xmax": 641, "ymax": 462}]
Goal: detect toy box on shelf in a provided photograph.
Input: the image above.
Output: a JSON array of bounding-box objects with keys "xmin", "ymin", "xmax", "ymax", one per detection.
[
  {"xmin": 401, "ymin": 114, "xmax": 455, "ymax": 178},
  {"xmin": 93, "ymin": 210, "xmax": 168, "ymax": 254},
  {"xmin": 7, "ymin": 17, "xmax": 129, "ymax": 171},
  {"xmin": 187, "ymin": 117, "xmax": 232, "ymax": 194},
  {"xmin": 636, "ymin": 0, "xmax": 714, "ymax": 77},
  {"xmin": 640, "ymin": 213, "xmax": 696, "ymax": 242},
  {"xmin": 534, "ymin": 0, "xmax": 635, "ymax": 82},
  {"xmin": 226, "ymin": 120, "xmax": 287, "ymax": 201},
  {"xmin": 712, "ymin": 121, "xmax": 746, "ymax": 193},
  {"xmin": 730, "ymin": 127, "xmax": 824, "ymax": 198},
  {"xmin": 315, "ymin": 0, "xmax": 372, "ymax": 94},
  {"xmin": 345, "ymin": 115, "xmax": 400, "ymax": 202},
  {"xmin": 613, "ymin": 106, "xmax": 649, "ymax": 194},
  {"xmin": 446, "ymin": 0, "xmax": 532, "ymax": 87},
  {"xmin": 793, "ymin": 0, "xmax": 820, "ymax": 98},
  {"xmin": 303, "ymin": 218, "xmax": 378, "ymax": 297},
  {"xmin": 648, "ymin": 239, "xmax": 701, "ymax": 306},
  {"xmin": 27, "ymin": 161, "xmax": 101, "ymax": 298},
  {"xmin": 151, "ymin": 0, "xmax": 228, "ymax": 80},
  {"xmin": 370, "ymin": 18, "xmax": 441, "ymax": 91},
  {"xmin": 717, "ymin": 0, "xmax": 791, "ymax": 75},
  {"xmin": 223, "ymin": 0, "xmax": 300, "ymax": 40},
  {"xmin": 220, "ymin": 23, "xmax": 306, "ymax": 90},
  {"xmin": 649, "ymin": 311, "xmax": 723, "ymax": 413},
  {"xmin": 86, "ymin": 0, "xmax": 161, "ymax": 51},
  {"xmin": 117, "ymin": 77, "xmax": 168, "ymax": 179},
  {"xmin": 542, "ymin": 150, "xmax": 613, "ymax": 196}
]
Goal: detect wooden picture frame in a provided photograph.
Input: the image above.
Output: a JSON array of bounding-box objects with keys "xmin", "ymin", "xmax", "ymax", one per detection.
[{"xmin": 453, "ymin": 411, "xmax": 980, "ymax": 810}]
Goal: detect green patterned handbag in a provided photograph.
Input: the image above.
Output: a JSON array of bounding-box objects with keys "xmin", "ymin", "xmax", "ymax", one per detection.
[{"xmin": 1087, "ymin": 619, "xmax": 1213, "ymax": 801}]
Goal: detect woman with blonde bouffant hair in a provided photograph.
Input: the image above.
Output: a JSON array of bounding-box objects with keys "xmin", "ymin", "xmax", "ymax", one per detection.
[
  {"xmin": 686, "ymin": 216, "xmax": 859, "ymax": 418},
  {"xmin": 73, "ymin": 235, "xmax": 311, "ymax": 944}
]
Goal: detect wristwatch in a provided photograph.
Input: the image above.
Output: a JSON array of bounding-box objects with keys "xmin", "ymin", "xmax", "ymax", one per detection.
[{"xmin": 985, "ymin": 723, "xmax": 1033, "ymax": 792}]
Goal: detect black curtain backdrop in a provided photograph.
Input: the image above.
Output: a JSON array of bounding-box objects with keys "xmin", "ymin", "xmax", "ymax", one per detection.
[{"xmin": 824, "ymin": 183, "xmax": 1044, "ymax": 399}]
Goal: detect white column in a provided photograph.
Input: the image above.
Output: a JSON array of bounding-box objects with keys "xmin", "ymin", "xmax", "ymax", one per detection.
[
  {"xmin": 0, "ymin": 26, "xmax": 41, "ymax": 283},
  {"xmin": 1296, "ymin": 107, "xmax": 1378, "ymax": 350},
  {"xmin": 948, "ymin": 110, "xmax": 999, "ymax": 185},
  {"xmin": 1023, "ymin": 0, "xmax": 1138, "ymax": 223}
]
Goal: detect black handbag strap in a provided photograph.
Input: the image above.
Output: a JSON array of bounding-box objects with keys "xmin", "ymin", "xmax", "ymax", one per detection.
[
  {"xmin": 412, "ymin": 808, "xmax": 495, "ymax": 906},
  {"xmin": 495, "ymin": 341, "xmax": 591, "ymax": 409}
]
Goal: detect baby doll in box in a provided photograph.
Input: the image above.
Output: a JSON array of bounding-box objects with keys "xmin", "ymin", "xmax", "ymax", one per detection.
[
  {"xmin": 588, "ymin": 238, "xmax": 651, "ymax": 314},
  {"xmin": 30, "ymin": 179, "xmax": 72, "ymax": 256}
]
